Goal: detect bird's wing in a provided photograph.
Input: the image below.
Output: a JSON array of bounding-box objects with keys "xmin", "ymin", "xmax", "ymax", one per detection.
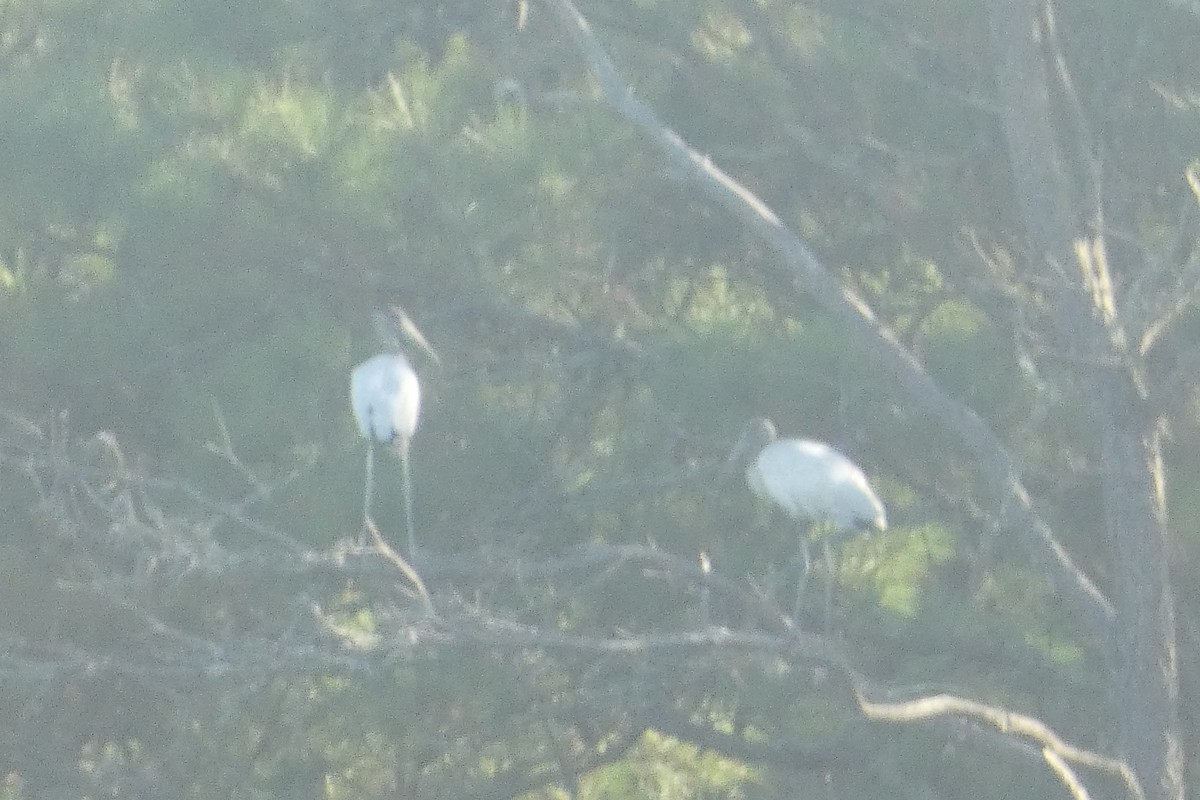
[
  {"xmin": 391, "ymin": 365, "xmax": 421, "ymax": 445},
  {"xmin": 753, "ymin": 442, "xmax": 827, "ymax": 519},
  {"xmin": 350, "ymin": 357, "xmax": 384, "ymax": 438},
  {"xmin": 823, "ymin": 453, "xmax": 887, "ymax": 531},
  {"xmin": 756, "ymin": 440, "xmax": 886, "ymax": 531},
  {"xmin": 351, "ymin": 354, "xmax": 420, "ymax": 444}
]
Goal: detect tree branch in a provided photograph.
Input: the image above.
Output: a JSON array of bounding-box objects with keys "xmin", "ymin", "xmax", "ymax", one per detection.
[{"xmin": 852, "ymin": 683, "xmax": 1143, "ymax": 800}]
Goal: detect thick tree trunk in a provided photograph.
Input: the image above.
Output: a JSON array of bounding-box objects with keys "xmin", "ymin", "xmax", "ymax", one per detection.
[
  {"xmin": 1098, "ymin": 394, "xmax": 1183, "ymax": 800},
  {"xmin": 984, "ymin": 0, "xmax": 1183, "ymax": 796}
]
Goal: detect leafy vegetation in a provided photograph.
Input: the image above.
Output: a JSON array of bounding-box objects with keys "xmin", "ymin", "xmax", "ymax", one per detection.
[{"xmin": 0, "ymin": 0, "xmax": 1197, "ymax": 797}]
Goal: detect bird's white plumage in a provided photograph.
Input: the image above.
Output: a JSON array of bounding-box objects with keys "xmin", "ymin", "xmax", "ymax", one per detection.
[
  {"xmin": 350, "ymin": 353, "xmax": 420, "ymax": 448},
  {"xmin": 747, "ymin": 439, "xmax": 886, "ymax": 533}
]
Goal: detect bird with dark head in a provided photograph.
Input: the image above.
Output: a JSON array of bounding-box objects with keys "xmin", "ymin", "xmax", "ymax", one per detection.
[
  {"xmin": 350, "ymin": 306, "xmax": 439, "ymax": 557},
  {"xmin": 726, "ymin": 417, "xmax": 887, "ymax": 626}
]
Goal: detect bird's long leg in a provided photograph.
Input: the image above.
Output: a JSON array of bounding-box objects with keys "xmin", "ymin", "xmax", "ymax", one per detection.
[
  {"xmin": 399, "ymin": 441, "xmax": 416, "ymax": 561},
  {"xmin": 822, "ymin": 537, "xmax": 836, "ymax": 635},
  {"xmin": 361, "ymin": 444, "xmax": 375, "ymax": 545},
  {"xmin": 698, "ymin": 551, "xmax": 712, "ymax": 627},
  {"xmin": 792, "ymin": 535, "xmax": 813, "ymax": 620}
]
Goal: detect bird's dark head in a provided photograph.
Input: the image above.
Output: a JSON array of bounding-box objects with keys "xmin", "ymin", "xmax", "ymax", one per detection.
[
  {"xmin": 371, "ymin": 308, "xmax": 402, "ymax": 351},
  {"xmin": 742, "ymin": 417, "xmax": 777, "ymax": 449},
  {"xmin": 374, "ymin": 305, "xmax": 442, "ymax": 367},
  {"xmin": 717, "ymin": 417, "xmax": 778, "ymax": 482}
]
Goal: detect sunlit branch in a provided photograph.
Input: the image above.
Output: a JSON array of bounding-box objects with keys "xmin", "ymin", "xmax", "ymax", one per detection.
[
  {"xmin": 852, "ymin": 683, "xmax": 1144, "ymax": 800},
  {"xmin": 367, "ymin": 516, "xmax": 436, "ymax": 618}
]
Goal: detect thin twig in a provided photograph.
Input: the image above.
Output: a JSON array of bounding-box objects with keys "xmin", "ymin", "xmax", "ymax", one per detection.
[{"xmin": 367, "ymin": 516, "xmax": 436, "ymax": 618}]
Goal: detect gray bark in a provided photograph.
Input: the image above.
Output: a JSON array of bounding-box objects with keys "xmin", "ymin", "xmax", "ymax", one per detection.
[{"xmin": 984, "ymin": 0, "xmax": 1183, "ymax": 796}]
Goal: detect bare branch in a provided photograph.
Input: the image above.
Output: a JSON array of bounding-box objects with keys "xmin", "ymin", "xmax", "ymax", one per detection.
[
  {"xmin": 1043, "ymin": 748, "xmax": 1093, "ymax": 800},
  {"xmin": 367, "ymin": 516, "xmax": 436, "ymax": 618},
  {"xmin": 852, "ymin": 683, "xmax": 1144, "ymax": 800}
]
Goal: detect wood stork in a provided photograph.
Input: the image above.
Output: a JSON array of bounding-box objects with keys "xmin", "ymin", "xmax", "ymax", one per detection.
[
  {"xmin": 350, "ymin": 306, "xmax": 438, "ymax": 557},
  {"xmin": 726, "ymin": 417, "xmax": 886, "ymax": 626}
]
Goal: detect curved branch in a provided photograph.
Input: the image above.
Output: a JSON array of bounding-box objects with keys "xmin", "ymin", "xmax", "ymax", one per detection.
[
  {"xmin": 367, "ymin": 516, "xmax": 436, "ymax": 617},
  {"xmin": 852, "ymin": 683, "xmax": 1143, "ymax": 800},
  {"xmin": 537, "ymin": 0, "xmax": 1115, "ymax": 636},
  {"xmin": 1042, "ymin": 749, "xmax": 1093, "ymax": 800}
]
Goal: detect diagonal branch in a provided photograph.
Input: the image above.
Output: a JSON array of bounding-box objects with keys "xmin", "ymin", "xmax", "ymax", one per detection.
[{"xmin": 538, "ymin": 0, "xmax": 1115, "ymax": 637}]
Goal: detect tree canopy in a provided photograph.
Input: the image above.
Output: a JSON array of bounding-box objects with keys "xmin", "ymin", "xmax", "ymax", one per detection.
[{"xmin": 0, "ymin": 0, "xmax": 1198, "ymax": 798}]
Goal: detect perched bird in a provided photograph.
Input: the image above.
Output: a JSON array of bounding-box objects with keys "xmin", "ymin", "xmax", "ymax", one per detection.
[
  {"xmin": 726, "ymin": 417, "xmax": 886, "ymax": 626},
  {"xmin": 350, "ymin": 306, "xmax": 439, "ymax": 557}
]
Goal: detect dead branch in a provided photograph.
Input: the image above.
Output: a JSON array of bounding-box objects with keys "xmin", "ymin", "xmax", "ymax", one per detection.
[{"xmin": 852, "ymin": 683, "xmax": 1143, "ymax": 800}]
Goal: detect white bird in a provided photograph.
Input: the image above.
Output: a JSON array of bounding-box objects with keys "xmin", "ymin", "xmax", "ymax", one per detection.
[
  {"xmin": 726, "ymin": 417, "xmax": 886, "ymax": 626},
  {"xmin": 350, "ymin": 307, "xmax": 438, "ymax": 557}
]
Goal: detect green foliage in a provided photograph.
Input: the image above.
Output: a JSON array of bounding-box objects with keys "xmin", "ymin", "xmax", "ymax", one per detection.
[
  {"xmin": 862, "ymin": 522, "xmax": 955, "ymax": 618},
  {"xmin": 583, "ymin": 731, "xmax": 757, "ymax": 799},
  {"xmin": 0, "ymin": 0, "xmax": 1195, "ymax": 796}
]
